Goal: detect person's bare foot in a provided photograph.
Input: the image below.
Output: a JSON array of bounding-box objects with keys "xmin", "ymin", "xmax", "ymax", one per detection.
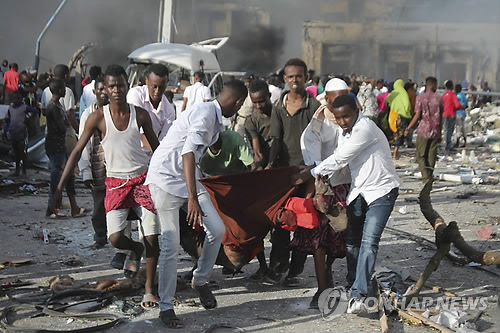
[{"xmin": 71, "ymin": 207, "xmax": 86, "ymax": 217}]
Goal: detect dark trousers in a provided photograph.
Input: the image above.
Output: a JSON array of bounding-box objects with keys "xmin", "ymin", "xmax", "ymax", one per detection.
[
  {"xmin": 269, "ymin": 223, "xmax": 307, "ymax": 277},
  {"xmin": 416, "ymin": 136, "xmax": 442, "ymax": 224},
  {"xmin": 46, "ymin": 151, "xmax": 75, "ymax": 214},
  {"xmin": 91, "ymin": 188, "xmax": 107, "ymax": 244},
  {"xmin": 11, "ymin": 139, "xmax": 26, "ymax": 171}
]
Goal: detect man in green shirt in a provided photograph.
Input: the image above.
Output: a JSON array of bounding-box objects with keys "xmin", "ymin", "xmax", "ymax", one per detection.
[{"xmin": 199, "ymin": 130, "xmax": 255, "ymax": 177}]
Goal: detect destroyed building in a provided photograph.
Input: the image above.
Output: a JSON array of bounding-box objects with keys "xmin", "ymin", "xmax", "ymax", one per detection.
[{"xmin": 303, "ymin": 0, "xmax": 500, "ymax": 87}]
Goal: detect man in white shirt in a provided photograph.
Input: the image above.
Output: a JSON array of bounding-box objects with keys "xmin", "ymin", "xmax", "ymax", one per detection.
[
  {"xmin": 372, "ymin": 79, "xmax": 388, "ymax": 97},
  {"xmin": 41, "ymin": 64, "xmax": 75, "ymax": 116},
  {"xmin": 127, "ymin": 64, "xmax": 176, "ymax": 152},
  {"xmin": 301, "ymin": 78, "xmax": 349, "ymax": 168},
  {"xmin": 146, "ymin": 80, "xmax": 247, "ymax": 328},
  {"xmin": 79, "ymin": 65, "xmax": 102, "ymax": 119},
  {"xmin": 181, "ymin": 71, "xmax": 212, "ymax": 112},
  {"xmin": 293, "ymin": 94, "xmax": 400, "ymax": 315}
]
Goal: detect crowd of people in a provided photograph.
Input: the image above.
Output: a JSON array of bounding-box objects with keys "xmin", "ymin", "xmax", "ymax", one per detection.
[{"xmin": 1, "ymin": 55, "xmax": 495, "ymax": 328}]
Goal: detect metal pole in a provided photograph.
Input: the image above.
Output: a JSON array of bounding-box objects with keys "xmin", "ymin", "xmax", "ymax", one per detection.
[
  {"xmin": 157, "ymin": 0, "xmax": 165, "ymax": 43},
  {"xmin": 160, "ymin": 0, "xmax": 174, "ymax": 43},
  {"xmin": 34, "ymin": 0, "xmax": 68, "ymax": 72}
]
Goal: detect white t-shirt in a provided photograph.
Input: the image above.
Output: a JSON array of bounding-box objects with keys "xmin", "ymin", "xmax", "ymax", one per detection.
[
  {"xmin": 183, "ymin": 82, "xmax": 212, "ymax": 109},
  {"xmin": 41, "ymin": 86, "xmax": 75, "ymax": 111}
]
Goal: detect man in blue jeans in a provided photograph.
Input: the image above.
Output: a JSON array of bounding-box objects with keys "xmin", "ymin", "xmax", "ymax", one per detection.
[{"xmin": 293, "ymin": 94, "xmax": 400, "ymax": 315}]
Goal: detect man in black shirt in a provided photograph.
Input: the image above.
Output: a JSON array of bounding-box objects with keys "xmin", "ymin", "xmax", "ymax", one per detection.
[
  {"xmin": 265, "ymin": 58, "xmax": 320, "ymax": 287},
  {"xmin": 45, "ymin": 79, "xmax": 82, "ymax": 218}
]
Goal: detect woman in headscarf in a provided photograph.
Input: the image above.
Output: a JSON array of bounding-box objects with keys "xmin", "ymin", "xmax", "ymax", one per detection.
[{"xmin": 385, "ymin": 79, "xmax": 411, "ymax": 159}]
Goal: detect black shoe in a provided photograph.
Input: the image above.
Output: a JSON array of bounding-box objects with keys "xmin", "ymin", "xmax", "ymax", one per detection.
[
  {"xmin": 222, "ymin": 267, "xmax": 235, "ymax": 275},
  {"xmin": 90, "ymin": 242, "xmax": 106, "ymax": 250},
  {"xmin": 110, "ymin": 252, "xmax": 127, "ymax": 269},
  {"xmin": 192, "ymin": 281, "xmax": 217, "ymax": 309},
  {"xmin": 262, "ymin": 270, "xmax": 282, "ymax": 285},
  {"xmin": 284, "ymin": 275, "xmax": 301, "ymax": 287},
  {"xmin": 159, "ymin": 309, "xmax": 184, "ymax": 329}
]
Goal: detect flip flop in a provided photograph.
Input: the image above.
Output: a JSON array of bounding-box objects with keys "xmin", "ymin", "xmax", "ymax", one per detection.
[
  {"xmin": 49, "ymin": 211, "xmax": 67, "ymax": 219},
  {"xmin": 123, "ymin": 244, "xmax": 143, "ymax": 279},
  {"xmin": 71, "ymin": 207, "xmax": 87, "ymax": 217},
  {"xmin": 159, "ymin": 309, "xmax": 184, "ymax": 329},
  {"xmin": 141, "ymin": 293, "xmax": 158, "ymax": 309}
]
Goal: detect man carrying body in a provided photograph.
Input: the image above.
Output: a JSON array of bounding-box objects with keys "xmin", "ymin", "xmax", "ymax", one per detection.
[
  {"xmin": 54, "ymin": 65, "xmax": 160, "ymax": 309},
  {"xmin": 78, "ymin": 76, "xmax": 109, "ymax": 249},
  {"xmin": 405, "ymin": 77, "xmax": 444, "ymax": 230},
  {"xmin": 127, "ymin": 64, "xmax": 175, "ymax": 153},
  {"xmin": 181, "ymin": 71, "xmax": 212, "ymax": 112},
  {"xmin": 294, "ymin": 94, "xmax": 400, "ymax": 314},
  {"xmin": 145, "ymin": 80, "xmax": 247, "ymax": 328},
  {"xmin": 265, "ymin": 58, "xmax": 321, "ymax": 287},
  {"xmin": 246, "ymin": 80, "xmax": 274, "ymax": 169}
]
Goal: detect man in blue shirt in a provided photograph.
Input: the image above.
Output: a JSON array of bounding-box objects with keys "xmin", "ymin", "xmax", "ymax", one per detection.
[{"xmin": 455, "ymin": 84, "xmax": 468, "ymax": 148}]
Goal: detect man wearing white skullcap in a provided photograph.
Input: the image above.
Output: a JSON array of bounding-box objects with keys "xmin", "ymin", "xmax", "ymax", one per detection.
[
  {"xmin": 295, "ymin": 78, "xmax": 351, "ymax": 308},
  {"xmin": 301, "ymin": 78, "xmax": 350, "ymax": 167}
]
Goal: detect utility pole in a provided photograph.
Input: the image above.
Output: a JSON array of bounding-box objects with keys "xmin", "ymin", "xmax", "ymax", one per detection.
[
  {"xmin": 34, "ymin": 0, "xmax": 68, "ymax": 72},
  {"xmin": 157, "ymin": 0, "xmax": 175, "ymax": 43}
]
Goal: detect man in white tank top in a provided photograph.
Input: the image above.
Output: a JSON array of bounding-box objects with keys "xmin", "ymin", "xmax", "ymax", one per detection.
[{"xmin": 53, "ymin": 65, "xmax": 161, "ymax": 309}]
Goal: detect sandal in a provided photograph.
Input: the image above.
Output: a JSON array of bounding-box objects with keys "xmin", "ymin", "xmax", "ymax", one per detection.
[
  {"xmin": 141, "ymin": 293, "xmax": 158, "ymax": 309},
  {"xmin": 159, "ymin": 309, "xmax": 184, "ymax": 329},
  {"xmin": 192, "ymin": 281, "xmax": 217, "ymax": 309},
  {"xmin": 123, "ymin": 243, "xmax": 144, "ymax": 279}
]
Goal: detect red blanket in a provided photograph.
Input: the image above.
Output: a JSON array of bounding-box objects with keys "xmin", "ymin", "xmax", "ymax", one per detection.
[
  {"xmin": 200, "ymin": 167, "xmax": 299, "ymax": 253},
  {"xmin": 104, "ymin": 171, "xmax": 156, "ymax": 214}
]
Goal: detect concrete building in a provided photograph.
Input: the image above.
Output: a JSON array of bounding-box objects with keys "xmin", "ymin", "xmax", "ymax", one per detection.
[{"xmin": 303, "ymin": 0, "xmax": 500, "ymax": 87}]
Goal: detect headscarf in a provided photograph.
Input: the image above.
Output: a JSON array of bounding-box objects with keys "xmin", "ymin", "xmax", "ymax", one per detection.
[{"xmin": 384, "ymin": 79, "xmax": 411, "ymax": 118}]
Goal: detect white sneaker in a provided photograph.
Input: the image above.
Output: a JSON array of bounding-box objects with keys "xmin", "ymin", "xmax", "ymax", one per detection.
[{"xmin": 347, "ymin": 297, "xmax": 368, "ymax": 315}]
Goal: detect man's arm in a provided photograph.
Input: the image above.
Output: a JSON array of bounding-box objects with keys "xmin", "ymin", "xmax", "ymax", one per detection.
[
  {"xmin": 266, "ymin": 108, "xmax": 283, "ymax": 168},
  {"xmin": 405, "ymin": 96, "xmax": 422, "ymax": 134},
  {"xmin": 183, "ymin": 152, "xmax": 206, "ymax": 228},
  {"xmin": 158, "ymin": 103, "xmax": 175, "ymax": 142},
  {"xmin": 77, "ymin": 109, "xmax": 93, "ymax": 186},
  {"xmin": 244, "ymin": 117, "xmax": 263, "ymax": 163},
  {"xmin": 202, "ymin": 86, "xmax": 212, "ymax": 102},
  {"xmin": 453, "ymin": 94, "xmax": 462, "ymax": 111},
  {"xmin": 313, "ymin": 123, "xmax": 378, "ymax": 179},
  {"xmin": 181, "ymin": 97, "xmax": 188, "ymax": 112},
  {"xmin": 136, "ymin": 107, "xmax": 159, "ymax": 152}
]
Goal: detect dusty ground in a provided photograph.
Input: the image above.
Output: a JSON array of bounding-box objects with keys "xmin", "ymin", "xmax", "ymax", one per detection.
[{"xmin": 0, "ymin": 146, "xmax": 499, "ymax": 333}]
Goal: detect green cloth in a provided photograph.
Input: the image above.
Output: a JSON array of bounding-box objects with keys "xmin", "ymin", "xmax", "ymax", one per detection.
[
  {"xmin": 385, "ymin": 79, "xmax": 411, "ymax": 119},
  {"xmin": 199, "ymin": 131, "xmax": 254, "ymax": 177}
]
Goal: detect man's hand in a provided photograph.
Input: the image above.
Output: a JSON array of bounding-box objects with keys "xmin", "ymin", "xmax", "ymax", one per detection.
[
  {"xmin": 187, "ymin": 197, "xmax": 206, "ymax": 229},
  {"xmin": 291, "ymin": 165, "xmax": 314, "ymax": 186},
  {"xmin": 254, "ymin": 151, "xmax": 263, "ymax": 163},
  {"xmin": 84, "ymin": 180, "xmax": 93, "ymax": 190}
]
